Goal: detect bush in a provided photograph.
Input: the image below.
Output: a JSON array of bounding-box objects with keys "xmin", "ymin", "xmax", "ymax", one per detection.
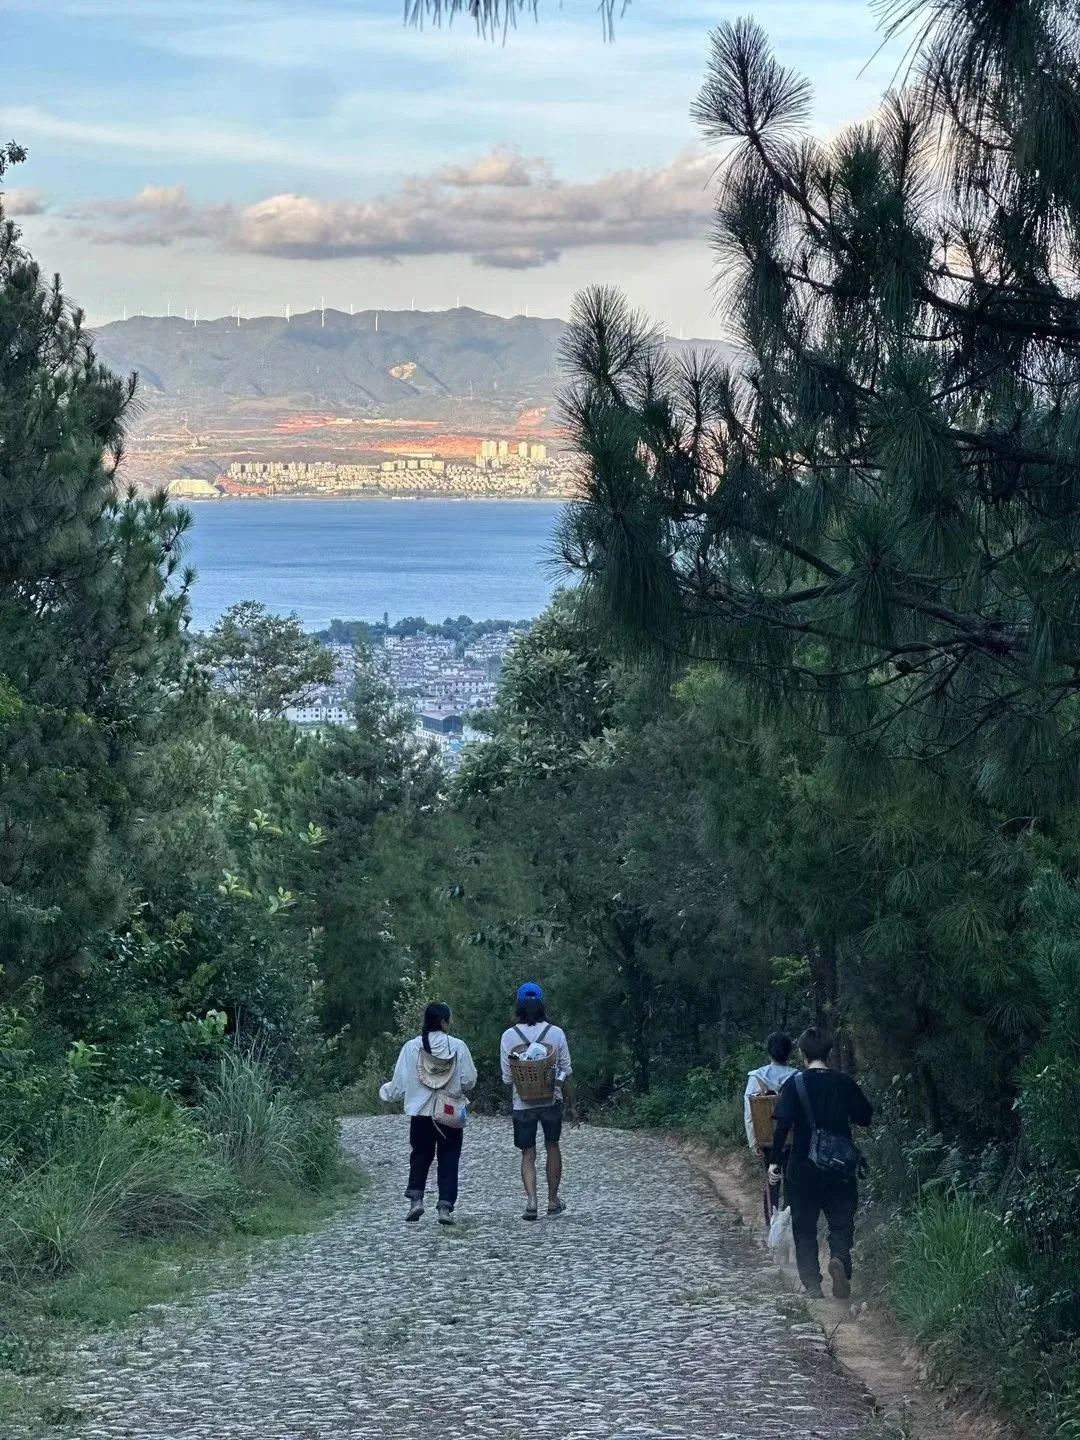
[
  {"xmin": 0, "ymin": 1107, "xmax": 232, "ymax": 1282},
  {"xmin": 198, "ymin": 1049, "xmax": 338, "ymax": 1190},
  {"xmin": 883, "ymin": 1189, "xmax": 1039, "ymax": 1408},
  {"xmin": 624, "ymin": 1061, "xmax": 750, "ymax": 1148}
]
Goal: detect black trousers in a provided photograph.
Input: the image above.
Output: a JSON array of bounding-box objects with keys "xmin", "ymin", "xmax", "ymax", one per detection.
[
  {"xmin": 406, "ymin": 1116, "xmax": 463, "ymax": 1210},
  {"xmin": 785, "ymin": 1166, "xmax": 858, "ymax": 1290}
]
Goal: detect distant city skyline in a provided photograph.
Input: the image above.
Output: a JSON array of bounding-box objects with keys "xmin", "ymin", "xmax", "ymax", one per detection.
[{"xmin": 5, "ymin": 0, "xmax": 908, "ymax": 335}]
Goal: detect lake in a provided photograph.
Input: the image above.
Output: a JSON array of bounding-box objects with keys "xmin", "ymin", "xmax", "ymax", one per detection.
[{"xmin": 183, "ymin": 499, "xmax": 568, "ymax": 631}]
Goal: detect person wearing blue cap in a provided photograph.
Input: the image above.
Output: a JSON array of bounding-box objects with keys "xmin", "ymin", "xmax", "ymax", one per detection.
[{"xmin": 500, "ymin": 982, "xmax": 573, "ymax": 1220}]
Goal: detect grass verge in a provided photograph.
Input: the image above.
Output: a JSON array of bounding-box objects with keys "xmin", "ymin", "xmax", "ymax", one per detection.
[{"xmin": 0, "ymin": 1053, "xmax": 364, "ymax": 1434}]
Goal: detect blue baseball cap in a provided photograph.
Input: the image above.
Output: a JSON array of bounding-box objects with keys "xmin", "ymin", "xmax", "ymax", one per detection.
[{"xmin": 516, "ymin": 982, "xmax": 544, "ymax": 1002}]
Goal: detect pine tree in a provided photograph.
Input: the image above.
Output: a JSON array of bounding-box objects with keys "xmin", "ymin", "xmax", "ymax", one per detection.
[
  {"xmin": 0, "ymin": 190, "xmax": 190, "ymax": 988},
  {"xmin": 560, "ymin": 1, "xmax": 1080, "ymax": 805}
]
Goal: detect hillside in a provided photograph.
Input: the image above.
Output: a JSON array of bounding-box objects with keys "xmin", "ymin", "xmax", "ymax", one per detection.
[
  {"xmin": 91, "ymin": 307, "xmax": 733, "ymax": 413},
  {"xmin": 92, "ymin": 308, "xmax": 569, "ymax": 410}
]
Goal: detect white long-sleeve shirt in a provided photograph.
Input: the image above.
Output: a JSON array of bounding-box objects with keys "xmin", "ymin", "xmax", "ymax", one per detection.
[
  {"xmin": 744, "ymin": 1062, "xmax": 799, "ymax": 1150},
  {"xmin": 379, "ymin": 1032, "xmax": 478, "ymax": 1117}
]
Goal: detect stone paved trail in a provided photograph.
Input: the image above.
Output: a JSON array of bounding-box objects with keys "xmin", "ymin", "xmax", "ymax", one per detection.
[{"xmin": 61, "ymin": 1118, "xmax": 873, "ymax": 1440}]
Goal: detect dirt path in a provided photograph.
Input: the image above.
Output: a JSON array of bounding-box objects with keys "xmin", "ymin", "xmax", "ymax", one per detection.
[{"xmin": 44, "ymin": 1118, "xmax": 876, "ymax": 1440}]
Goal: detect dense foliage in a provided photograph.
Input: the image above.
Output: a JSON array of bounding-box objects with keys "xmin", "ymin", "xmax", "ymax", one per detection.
[{"xmin": 5, "ymin": 0, "xmax": 1080, "ymax": 1431}]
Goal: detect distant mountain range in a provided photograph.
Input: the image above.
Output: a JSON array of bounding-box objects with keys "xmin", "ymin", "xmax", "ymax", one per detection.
[{"xmin": 91, "ymin": 308, "xmax": 732, "ymax": 414}]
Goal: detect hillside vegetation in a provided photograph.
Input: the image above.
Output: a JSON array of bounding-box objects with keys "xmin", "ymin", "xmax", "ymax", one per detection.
[{"xmin": 4, "ymin": 0, "xmax": 1080, "ymax": 1435}]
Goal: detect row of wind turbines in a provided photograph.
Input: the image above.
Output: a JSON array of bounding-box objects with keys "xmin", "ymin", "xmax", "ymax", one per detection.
[{"xmin": 121, "ymin": 295, "xmax": 539, "ymax": 326}]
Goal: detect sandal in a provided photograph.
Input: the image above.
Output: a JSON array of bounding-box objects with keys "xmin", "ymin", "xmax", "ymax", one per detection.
[
  {"xmin": 547, "ymin": 1199, "xmax": 566, "ymax": 1216},
  {"xmin": 522, "ymin": 1202, "xmax": 538, "ymax": 1221}
]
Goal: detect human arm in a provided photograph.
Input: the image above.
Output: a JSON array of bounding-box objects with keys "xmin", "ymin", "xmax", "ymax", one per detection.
[
  {"xmin": 743, "ymin": 1074, "xmax": 758, "ymax": 1151},
  {"xmin": 848, "ymin": 1077, "xmax": 873, "ymax": 1128},
  {"xmin": 500, "ymin": 1031, "xmax": 513, "ymax": 1088},
  {"xmin": 456, "ymin": 1041, "xmax": 478, "ymax": 1093},
  {"xmin": 769, "ymin": 1079, "xmax": 796, "ymax": 1169},
  {"xmin": 557, "ymin": 1031, "xmax": 576, "ymax": 1120},
  {"xmin": 378, "ymin": 1043, "xmax": 410, "ymax": 1104}
]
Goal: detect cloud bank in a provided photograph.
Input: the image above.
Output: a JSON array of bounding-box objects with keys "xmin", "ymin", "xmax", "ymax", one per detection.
[
  {"xmin": 74, "ymin": 147, "xmax": 714, "ymax": 269},
  {"xmin": 3, "ymin": 188, "xmax": 47, "ymax": 216}
]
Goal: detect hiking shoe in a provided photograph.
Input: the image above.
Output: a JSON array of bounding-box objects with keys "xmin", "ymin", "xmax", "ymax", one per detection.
[
  {"xmin": 804, "ymin": 1282, "xmax": 824, "ymax": 1298},
  {"xmin": 829, "ymin": 1256, "xmax": 851, "ymax": 1300},
  {"xmin": 437, "ymin": 1205, "xmax": 454, "ymax": 1226},
  {"xmin": 547, "ymin": 1199, "xmax": 566, "ymax": 1216},
  {"xmin": 523, "ymin": 1202, "xmax": 538, "ymax": 1222},
  {"xmin": 405, "ymin": 1200, "xmax": 424, "ymax": 1222}
]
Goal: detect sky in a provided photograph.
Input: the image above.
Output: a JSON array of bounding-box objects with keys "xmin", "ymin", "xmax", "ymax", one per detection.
[{"xmin": 2, "ymin": 0, "xmax": 907, "ymax": 334}]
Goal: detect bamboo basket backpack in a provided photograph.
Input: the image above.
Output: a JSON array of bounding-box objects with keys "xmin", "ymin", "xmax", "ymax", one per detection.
[{"xmin": 508, "ymin": 1024, "xmax": 557, "ymax": 1105}]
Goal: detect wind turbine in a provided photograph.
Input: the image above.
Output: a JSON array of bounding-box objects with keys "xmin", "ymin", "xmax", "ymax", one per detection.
[
  {"xmin": 375, "ymin": 312, "xmax": 379, "ymax": 332},
  {"xmin": 320, "ymin": 295, "xmax": 326, "ymax": 328},
  {"xmin": 285, "ymin": 303, "xmax": 291, "ymax": 323}
]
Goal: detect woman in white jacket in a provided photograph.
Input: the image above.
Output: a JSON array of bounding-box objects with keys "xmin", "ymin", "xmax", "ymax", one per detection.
[{"xmin": 379, "ymin": 1002, "xmax": 477, "ymax": 1224}]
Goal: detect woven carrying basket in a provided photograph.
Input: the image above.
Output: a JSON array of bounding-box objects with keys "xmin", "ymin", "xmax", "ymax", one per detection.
[
  {"xmin": 749, "ymin": 1091, "xmax": 781, "ymax": 1148},
  {"xmin": 509, "ymin": 1044, "xmax": 557, "ymax": 1106}
]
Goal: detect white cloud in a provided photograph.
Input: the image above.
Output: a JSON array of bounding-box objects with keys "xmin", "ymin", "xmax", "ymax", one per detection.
[
  {"xmin": 75, "ymin": 147, "xmax": 715, "ymax": 269},
  {"xmin": 436, "ymin": 149, "xmax": 550, "ymax": 188},
  {"xmin": 3, "ymin": 188, "xmax": 48, "ymax": 216}
]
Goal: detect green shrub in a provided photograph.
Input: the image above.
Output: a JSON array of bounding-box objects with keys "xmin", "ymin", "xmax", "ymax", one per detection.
[
  {"xmin": 887, "ymin": 1193, "xmax": 1021, "ymax": 1374},
  {"xmin": 0, "ymin": 1107, "xmax": 232, "ymax": 1282},
  {"xmin": 198, "ymin": 1049, "xmax": 338, "ymax": 1190}
]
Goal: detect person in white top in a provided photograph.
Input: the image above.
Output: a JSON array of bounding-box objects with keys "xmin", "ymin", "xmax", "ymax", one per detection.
[
  {"xmin": 499, "ymin": 982, "xmax": 573, "ymax": 1221},
  {"xmin": 380, "ymin": 1002, "xmax": 477, "ymax": 1225},
  {"xmin": 744, "ymin": 1031, "xmax": 799, "ymax": 1221}
]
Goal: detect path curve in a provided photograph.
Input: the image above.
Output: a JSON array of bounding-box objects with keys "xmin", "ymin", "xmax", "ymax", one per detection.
[{"xmin": 61, "ymin": 1118, "xmax": 872, "ymax": 1440}]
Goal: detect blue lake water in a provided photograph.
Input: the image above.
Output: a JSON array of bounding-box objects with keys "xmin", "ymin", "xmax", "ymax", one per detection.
[{"xmin": 183, "ymin": 499, "xmax": 568, "ymax": 630}]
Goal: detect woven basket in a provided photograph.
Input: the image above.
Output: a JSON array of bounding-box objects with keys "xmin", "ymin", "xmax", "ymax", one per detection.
[
  {"xmin": 749, "ymin": 1091, "xmax": 780, "ymax": 1148},
  {"xmin": 509, "ymin": 1044, "xmax": 557, "ymax": 1106}
]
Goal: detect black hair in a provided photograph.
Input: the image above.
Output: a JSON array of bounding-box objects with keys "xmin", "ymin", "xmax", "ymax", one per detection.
[
  {"xmin": 766, "ymin": 1031, "xmax": 793, "ymax": 1064},
  {"xmin": 514, "ymin": 996, "xmax": 547, "ymax": 1025},
  {"xmin": 798, "ymin": 1026, "xmax": 834, "ymax": 1063},
  {"xmin": 421, "ymin": 1001, "xmax": 452, "ymax": 1053}
]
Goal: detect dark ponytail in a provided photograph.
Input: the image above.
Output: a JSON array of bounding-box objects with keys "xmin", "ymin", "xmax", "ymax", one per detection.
[{"xmin": 421, "ymin": 1001, "xmax": 452, "ymax": 1053}]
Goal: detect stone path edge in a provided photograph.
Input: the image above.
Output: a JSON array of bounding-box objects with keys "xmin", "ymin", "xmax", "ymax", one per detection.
[{"xmin": 680, "ymin": 1137, "xmax": 1019, "ymax": 1440}]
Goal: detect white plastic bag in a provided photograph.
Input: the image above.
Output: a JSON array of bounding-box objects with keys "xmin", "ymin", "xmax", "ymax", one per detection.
[{"xmin": 767, "ymin": 1204, "xmax": 793, "ymax": 1261}]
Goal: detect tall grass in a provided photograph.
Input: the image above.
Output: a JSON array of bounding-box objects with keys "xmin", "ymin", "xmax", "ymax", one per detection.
[
  {"xmin": 0, "ymin": 1052, "xmax": 340, "ymax": 1289},
  {"xmin": 0, "ymin": 1109, "xmax": 232, "ymax": 1283},
  {"xmin": 199, "ymin": 1049, "xmax": 339, "ymax": 1189}
]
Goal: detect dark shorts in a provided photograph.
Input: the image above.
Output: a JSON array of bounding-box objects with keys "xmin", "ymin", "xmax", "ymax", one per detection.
[{"xmin": 512, "ymin": 1101, "xmax": 563, "ymax": 1151}]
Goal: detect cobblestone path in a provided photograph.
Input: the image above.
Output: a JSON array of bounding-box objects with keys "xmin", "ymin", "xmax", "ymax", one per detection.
[{"xmin": 61, "ymin": 1118, "xmax": 872, "ymax": 1440}]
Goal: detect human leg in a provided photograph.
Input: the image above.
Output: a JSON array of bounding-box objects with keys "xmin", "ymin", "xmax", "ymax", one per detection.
[
  {"xmin": 760, "ymin": 1149, "xmax": 780, "ymax": 1222},
  {"xmin": 434, "ymin": 1124, "xmax": 463, "ymax": 1211},
  {"xmin": 786, "ymin": 1181, "xmax": 825, "ymax": 1293},
  {"xmin": 539, "ymin": 1103, "xmax": 564, "ymax": 1210},
  {"xmin": 513, "ymin": 1110, "xmax": 541, "ymax": 1216},
  {"xmin": 822, "ymin": 1179, "xmax": 858, "ymax": 1293},
  {"xmin": 406, "ymin": 1117, "xmax": 437, "ymax": 1217}
]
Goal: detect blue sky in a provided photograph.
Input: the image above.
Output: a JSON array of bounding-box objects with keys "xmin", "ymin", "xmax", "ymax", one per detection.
[{"xmin": 3, "ymin": 0, "xmax": 905, "ymax": 331}]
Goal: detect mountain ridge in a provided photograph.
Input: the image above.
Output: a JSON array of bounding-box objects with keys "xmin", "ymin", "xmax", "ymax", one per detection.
[{"xmin": 91, "ymin": 307, "xmax": 732, "ymax": 413}]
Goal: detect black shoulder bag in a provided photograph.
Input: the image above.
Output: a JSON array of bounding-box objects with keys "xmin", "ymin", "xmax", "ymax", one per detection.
[{"xmin": 795, "ymin": 1073, "xmax": 860, "ymax": 1180}]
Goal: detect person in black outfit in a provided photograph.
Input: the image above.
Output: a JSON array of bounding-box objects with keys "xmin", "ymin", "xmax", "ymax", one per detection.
[{"xmin": 768, "ymin": 1028, "xmax": 873, "ymax": 1299}]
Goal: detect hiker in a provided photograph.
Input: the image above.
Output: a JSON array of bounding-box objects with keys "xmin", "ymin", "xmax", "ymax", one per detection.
[
  {"xmin": 768, "ymin": 1027, "xmax": 873, "ymax": 1299},
  {"xmin": 744, "ymin": 1031, "xmax": 799, "ymax": 1221},
  {"xmin": 379, "ymin": 1001, "xmax": 477, "ymax": 1226},
  {"xmin": 500, "ymin": 982, "xmax": 573, "ymax": 1221}
]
